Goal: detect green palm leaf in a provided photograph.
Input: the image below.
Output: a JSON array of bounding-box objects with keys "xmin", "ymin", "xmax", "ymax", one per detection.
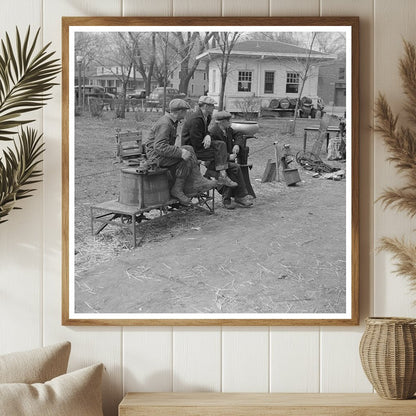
[
  {"xmin": 0, "ymin": 27, "xmax": 61, "ymax": 141},
  {"xmin": 0, "ymin": 26, "xmax": 59, "ymax": 223},
  {"xmin": 0, "ymin": 127, "xmax": 45, "ymax": 223}
]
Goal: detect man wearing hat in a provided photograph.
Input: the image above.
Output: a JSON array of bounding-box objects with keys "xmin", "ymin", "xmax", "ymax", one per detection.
[
  {"xmin": 209, "ymin": 111, "xmax": 253, "ymax": 209},
  {"xmin": 145, "ymin": 98, "xmax": 216, "ymax": 206},
  {"xmin": 181, "ymin": 96, "xmax": 237, "ymax": 188}
]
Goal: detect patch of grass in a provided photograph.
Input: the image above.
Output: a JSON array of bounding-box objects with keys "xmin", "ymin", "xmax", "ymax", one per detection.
[{"xmin": 74, "ymin": 111, "xmax": 342, "ymax": 268}]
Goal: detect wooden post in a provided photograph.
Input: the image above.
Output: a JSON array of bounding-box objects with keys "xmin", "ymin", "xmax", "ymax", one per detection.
[
  {"xmin": 311, "ymin": 114, "xmax": 330, "ymax": 155},
  {"xmin": 273, "ymin": 141, "xmax": 281, "ymax": 182}
]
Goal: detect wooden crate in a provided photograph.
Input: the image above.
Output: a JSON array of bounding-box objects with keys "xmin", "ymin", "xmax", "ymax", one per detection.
[{"xmin": 116, "ymin": 130, "xmax": 143, "ymax": 162}]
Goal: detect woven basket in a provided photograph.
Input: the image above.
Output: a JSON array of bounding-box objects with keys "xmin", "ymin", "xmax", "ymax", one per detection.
[{"xmin": 359, "ymin": 317, "xmax": 416, "ymax": 399}]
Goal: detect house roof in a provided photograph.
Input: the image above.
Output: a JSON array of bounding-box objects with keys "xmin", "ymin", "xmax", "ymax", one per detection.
[{"xmin": 197, "ymin": 40, "xmax": 337, "ymax": 61}]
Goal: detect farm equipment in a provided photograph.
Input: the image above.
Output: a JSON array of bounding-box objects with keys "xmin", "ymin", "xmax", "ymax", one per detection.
[{"xmin": 299, "ymin": 96, "xmax": 313, "ymax": 118}]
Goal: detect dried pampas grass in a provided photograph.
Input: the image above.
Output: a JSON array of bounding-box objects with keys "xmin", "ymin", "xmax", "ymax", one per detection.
[
  {"xmin": 375, "ymin": 40, "xmax": 416, "ymax": 297},
  {"xmin": 378, "ymin": 237, "xmax": 416, "ymax": 294}
]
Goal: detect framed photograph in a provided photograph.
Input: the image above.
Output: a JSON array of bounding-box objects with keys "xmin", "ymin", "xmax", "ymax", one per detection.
[{"xmin": 62, "ymin": 16, "xmax": 359, "ymax": 326}]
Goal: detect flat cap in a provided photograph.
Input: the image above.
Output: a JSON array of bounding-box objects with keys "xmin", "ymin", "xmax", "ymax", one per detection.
[
  {"xmin": 198, "ymin": 96, "xmax": 217, "ymax": 105},
  {"xmin": 169, "ymin": 98, "xmax": 190, "ymax": 111},
  {"xmin": 214, "ymin": 110, "xmax": 232, "ymax": 121}
]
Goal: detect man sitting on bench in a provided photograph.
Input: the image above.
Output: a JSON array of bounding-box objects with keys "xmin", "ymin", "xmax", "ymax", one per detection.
[
  {"xmin": 209, "ymin": 111, "xmax": 253, "ymax": 209},
  {"xmin": 181, "ymin": 96, "xmax": 237, "ymax": 189},
  {"xmin": 145, "ymin": 99, "xmax": 216, "ymax": 206}
]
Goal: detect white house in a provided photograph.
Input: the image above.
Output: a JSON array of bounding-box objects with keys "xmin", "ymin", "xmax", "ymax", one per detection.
[{"xmin": 197, "ymin": 40, "xmax": 337, "ymax": 112}]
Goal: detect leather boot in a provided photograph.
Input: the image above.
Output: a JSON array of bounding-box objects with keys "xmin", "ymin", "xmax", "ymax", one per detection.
[
  {"xmin": 171, "ymin": 178, "xmax": 192, "ymax": 206},
  {"xmin": 184, "ymin": 165, "xmax": 218, "ymax": 194},
  {"xmin": 195, "ymin": 176, "xmax": 218, "ymax": 192}
]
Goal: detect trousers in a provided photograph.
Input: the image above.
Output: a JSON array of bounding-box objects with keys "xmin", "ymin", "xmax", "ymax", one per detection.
[
  {"xmin": 221, "ymin": 162, "xmax": 248, "ymax": 199},
  {"xmin": 158, "ymin": 145, "xmax": 197, "ymax": 179},
  {"xmin": 195, "ymin": 140, "xmax": 228, "ymax": 171}
]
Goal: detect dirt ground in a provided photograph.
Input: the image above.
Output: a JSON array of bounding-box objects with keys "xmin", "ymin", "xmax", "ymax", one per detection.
[{"xmin": 74, "ymin": 109, "xmax": 347, "ymax": 315}]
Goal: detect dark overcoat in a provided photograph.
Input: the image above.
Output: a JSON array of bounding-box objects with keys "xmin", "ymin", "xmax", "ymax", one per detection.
[
  {"xmin": 209, "ymin": 123, "xmax": 245, "ymax": 155},
  {"xmin": 181, "ymin": 107, "xmax": 211, "ymax": 152}
]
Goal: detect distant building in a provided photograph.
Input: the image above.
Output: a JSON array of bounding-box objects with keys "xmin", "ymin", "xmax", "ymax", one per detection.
[
  {"xmin": 87, "ymin": 66, "xmax": 156, "ymax": 95},
  {"xmin": 317, "ymin": 56, "xmax": 346, "ymax": 107},
  {"xmin": 197, "ymin": 40, "xmax": 337, "ymax": 112},
  {"xmin": 170, "ymin": 62, "xmax": 208, "ymax": 97}
]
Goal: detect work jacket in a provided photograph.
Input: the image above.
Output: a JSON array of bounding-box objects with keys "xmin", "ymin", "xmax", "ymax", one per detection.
[{"xmin": 145, "ymin": 113, "xmax": 182, "ymax": 162}]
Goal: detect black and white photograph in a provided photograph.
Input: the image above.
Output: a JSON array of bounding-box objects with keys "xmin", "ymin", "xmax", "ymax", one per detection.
[{"xmin": 63, "ymin": 17, "xmax": 358, "ymax": 325}]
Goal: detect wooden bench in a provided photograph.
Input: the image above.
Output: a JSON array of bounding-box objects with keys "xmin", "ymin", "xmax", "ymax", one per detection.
[
  {"xmin": 119, "ymin": 392, "xmax": 416, "ymax": 416},
  {"xmin": 91, "ymin": 133, "xmax": 216, "ymax": 247}
]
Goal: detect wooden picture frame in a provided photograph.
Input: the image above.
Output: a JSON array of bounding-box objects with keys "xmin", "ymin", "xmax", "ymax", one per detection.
[{"xmin": 62, "ymin": 16, "xmax": 359, "ymax": 326}]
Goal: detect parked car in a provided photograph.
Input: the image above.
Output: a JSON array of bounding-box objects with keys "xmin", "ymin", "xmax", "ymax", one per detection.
[
  {"xmin": 146, "ymin": 87, "xmax": 186, "ymax": 107},
  {"xmin": 128, "ymin": 89, "xmax": 146, "ymax": 99},
  {"xmin": 104, "ymin": 86, "xmax": 118, "ymax": 99},
  {"xmin": 75, "ymin": 85, "xmax": 106, "ymax": 100}
]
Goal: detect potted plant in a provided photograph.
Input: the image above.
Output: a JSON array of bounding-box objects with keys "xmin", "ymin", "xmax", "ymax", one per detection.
[{"xmin": 359, "ymin": 40, "xmax": 416, "ymax": 400}]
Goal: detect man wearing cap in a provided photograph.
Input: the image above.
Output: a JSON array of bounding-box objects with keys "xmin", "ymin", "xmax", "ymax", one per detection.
[
  {"xmin": 145, "ymin": 98, "xmax": 216, "ymax": 206},
  {"xmin": 209, "ymin": 111, "xmax": 253, "ymax": 209},
  {"xmin": 181, "ymin": 96, "xmax": 237, "ymax": 188}
]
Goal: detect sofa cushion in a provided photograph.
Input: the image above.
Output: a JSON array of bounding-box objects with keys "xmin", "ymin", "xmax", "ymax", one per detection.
[
  {"xmin": 0, "ymin": 363, "xmax": 104, "ymax": 416},
  {"xmin": 0, "ymin": 341, "xmax": 71, "ymax": 384}
]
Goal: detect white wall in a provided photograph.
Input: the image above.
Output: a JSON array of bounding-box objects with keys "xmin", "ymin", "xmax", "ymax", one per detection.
[
  {"xmin": 1, "ymin": 1, "xmax": 416, "ymax": 415},
  {"xmin": 211, "ymin": 56, "xmax": 320, "ymax": 111},
  {"xmin": 219, "ymin": 57, "xmax": 319, "ymax": 98}
]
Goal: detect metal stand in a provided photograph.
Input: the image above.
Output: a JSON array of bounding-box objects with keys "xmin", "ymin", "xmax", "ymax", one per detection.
[
  {"xmin": 91, "ymin": 189, "xmax": 215, "ymax": 248},
  {"xmin": 237, "ymin": 135, "xmax": 256, "ymax": 198}
]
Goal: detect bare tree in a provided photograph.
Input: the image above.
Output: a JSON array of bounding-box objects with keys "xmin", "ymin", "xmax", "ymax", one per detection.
[
  {"xmin": 169, "ymin": 32, "xmax": 214, "ymax": 95},
  {"xmin": 291, "ymin": 32, "xmax": 318, "ymax": 132},
  {"xmin": 213, "ymin": 32, "xmax": 242, "ymax": 111},
  {"xmin": 127, "ymin": 32, "xmax": 157, "ymax": 97},
  {"xmin": 152, "ymin": 33, "xmax": 179, "ymax": 87},
  {"xmin": 311, "ymin": 32, "xmax": 346, "ymax": 55},
  {"xmin": 277, "ymin": 32, "xmax": 344, "ymax": 133},
  {"xmin": 247, "ymin": 31, "xmax": 300, "ymax": 45},
  {"xmin": 74, "ymin": 32, "xmax": 103, "ymax": 108},
  {"xmin": 93, "ymin": 32, "xmax": 135, "ymax": 118},
  {"xmin": 160, "ymin": 32, "xmax": 170, "ymax": 113}
]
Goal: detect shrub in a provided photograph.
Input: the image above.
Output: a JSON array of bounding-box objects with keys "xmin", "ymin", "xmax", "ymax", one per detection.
[{"xmin": 233, "ymin": 95, "xmax": 261, "ymax": 120}]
